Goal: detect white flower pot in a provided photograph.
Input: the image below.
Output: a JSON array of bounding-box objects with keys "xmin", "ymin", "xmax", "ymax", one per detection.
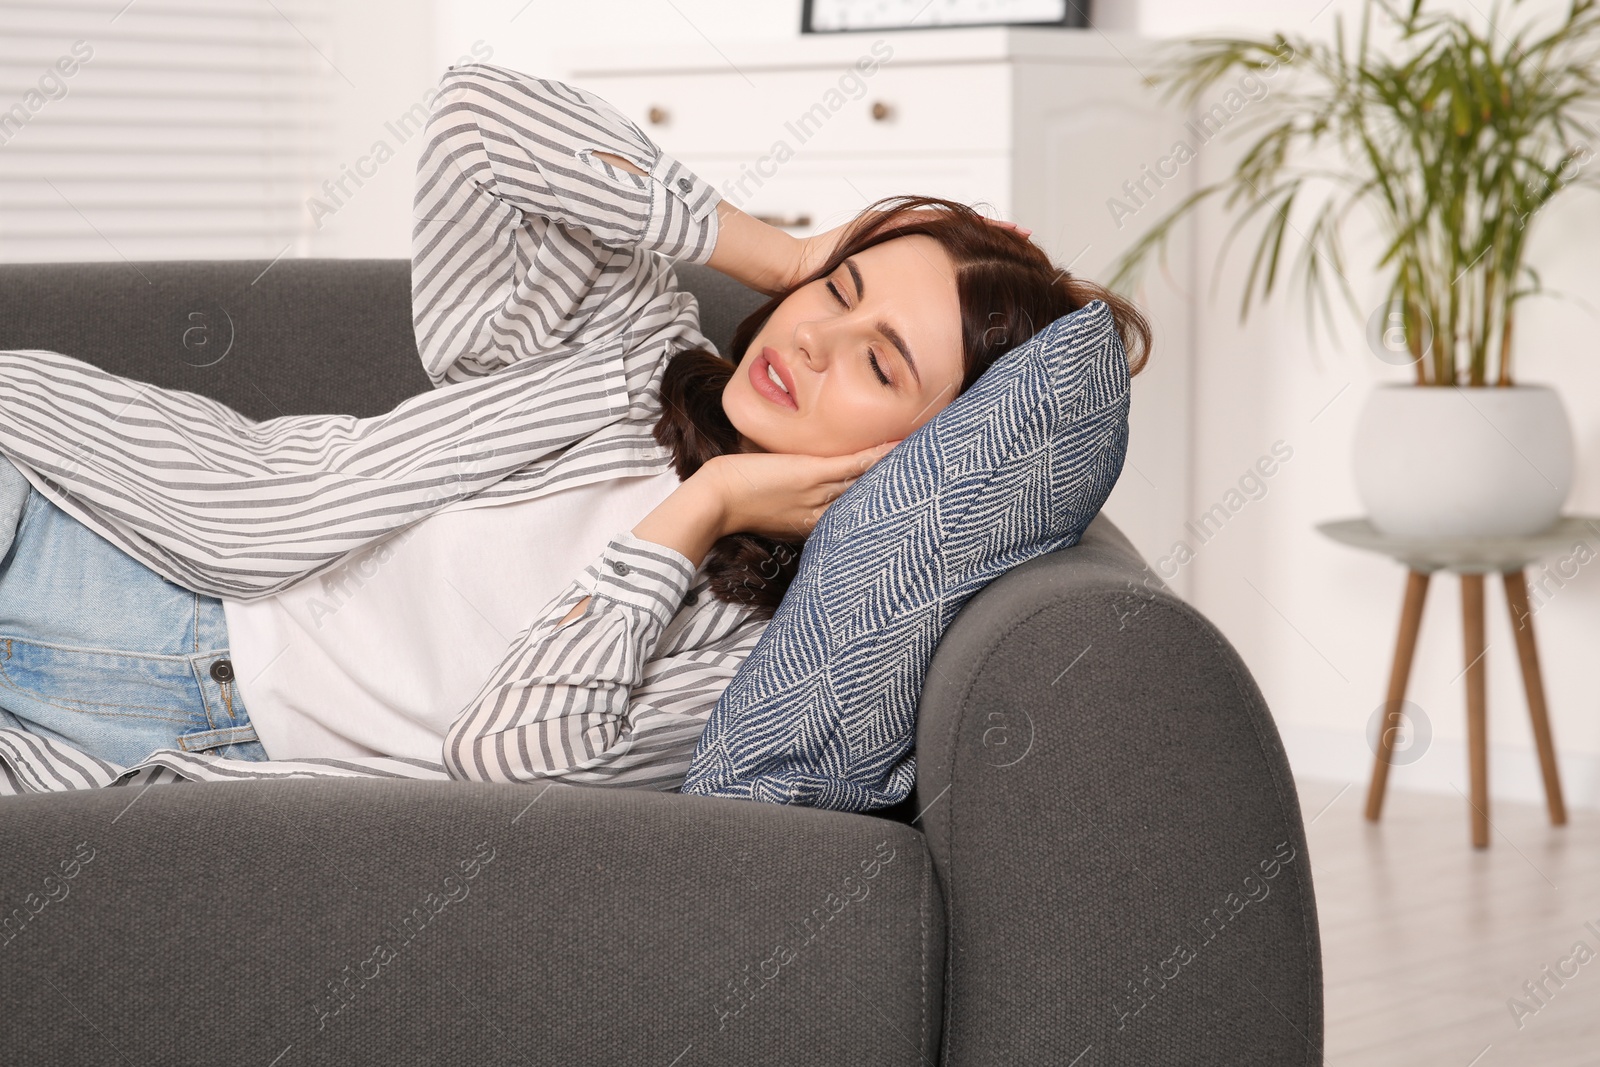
[{"xmin": 1352, "ymin": 383, "xmax": 1574, "ymax": 539}]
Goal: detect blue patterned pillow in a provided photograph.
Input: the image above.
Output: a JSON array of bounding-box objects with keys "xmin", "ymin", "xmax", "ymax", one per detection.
[{"xmin": 679, "ymin": 298, "xmax": 1132, "ymax": 810}]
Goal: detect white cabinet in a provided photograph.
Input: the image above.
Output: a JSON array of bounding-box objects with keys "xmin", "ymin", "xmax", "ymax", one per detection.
[
  {"xmin": 572, "ymin": 62, "xmax": 1013, "ymax": 159},
  {"xmin": 561, "ymin": 28, "xmax": 1195, "ymax": 595}
]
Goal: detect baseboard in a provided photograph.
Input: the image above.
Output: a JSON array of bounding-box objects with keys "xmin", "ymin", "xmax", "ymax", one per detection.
[{"xmin": 1276, "ymin": 722, "xmax": 1600, "ymax": 813}]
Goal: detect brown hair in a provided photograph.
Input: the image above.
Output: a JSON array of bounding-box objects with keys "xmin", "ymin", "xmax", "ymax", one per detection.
[{"xmin": 653, "ymin": 193, "xmax": 1151, "ymax": 619}]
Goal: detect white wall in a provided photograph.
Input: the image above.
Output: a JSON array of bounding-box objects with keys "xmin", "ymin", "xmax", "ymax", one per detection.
[
  {"xmin": 424, "ymin": 0, "xmax": 1600, "ymax": 812},
  {"xmin": 1132, "ymin": 0, "xmax": 1600, "ymax": 813},
  {"xmin": 296, "ymin": 0, "xmax": 441, "ymax": 257}
]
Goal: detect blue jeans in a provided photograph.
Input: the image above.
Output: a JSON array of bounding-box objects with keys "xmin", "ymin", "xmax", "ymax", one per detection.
[{"xmin": 0, "ymin": 453, "xmax": 269, "ymax": 768}]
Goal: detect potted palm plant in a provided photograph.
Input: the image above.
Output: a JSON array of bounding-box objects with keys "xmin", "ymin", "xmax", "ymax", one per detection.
[{"xmin": 1109, "ymin": 0, "xmax": 1600, "ymax": 538}]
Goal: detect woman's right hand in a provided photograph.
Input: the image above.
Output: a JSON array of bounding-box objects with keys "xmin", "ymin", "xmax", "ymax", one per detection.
[
  {"xmin": 784, "ymin": 209, "xmax": 1034, "ymax": 292},
  {"xmin": 697, "ymin": 440, "xmax": 902, "ymax": 542}
]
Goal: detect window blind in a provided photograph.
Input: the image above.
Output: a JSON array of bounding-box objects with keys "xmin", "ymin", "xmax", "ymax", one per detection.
[{"xmin": 0, "ymin": 0, "xmax": 333, "ymax": 262}]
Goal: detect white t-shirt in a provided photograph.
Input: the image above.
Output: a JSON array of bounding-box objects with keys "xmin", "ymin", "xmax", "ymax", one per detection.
[{"xmin": 221, "ymin": 468, "xmax": 683, "ymax": 761}]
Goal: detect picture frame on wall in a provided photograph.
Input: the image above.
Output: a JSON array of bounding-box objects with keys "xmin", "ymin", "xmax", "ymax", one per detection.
[{"xmin": 801, "ymin": 0, "xmax": 1091, "ymax": 33}]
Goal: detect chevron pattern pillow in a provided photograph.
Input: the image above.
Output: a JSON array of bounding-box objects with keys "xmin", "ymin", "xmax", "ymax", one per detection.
[{"xmin": 679, "ymin": 299, "xmax": 1133, "ymax": 811}]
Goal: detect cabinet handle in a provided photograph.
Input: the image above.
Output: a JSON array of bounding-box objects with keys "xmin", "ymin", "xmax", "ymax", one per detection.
[
  {"xmin": 647, "ymin": 105, "xmax": 669, "ymax": 125},
  {"xmin": 751, "ymin": 213, "xmax": 813, "ymax": 229},
  {"xmin": 870, "ymin": 101, "xmax": 893, "ymax": 121}
]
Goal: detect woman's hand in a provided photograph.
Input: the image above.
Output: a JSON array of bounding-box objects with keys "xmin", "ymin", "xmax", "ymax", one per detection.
[
  {"xmin": 696, "ymin": 439, "xmax": 903, "ymax": 542},
  {"xmin": 708, "ymin": 188, "xmax": 1034, "ymax": 298},
  {"xmin": 781, "ymin": 209, "xmax": 1035, "ymax": 292}
]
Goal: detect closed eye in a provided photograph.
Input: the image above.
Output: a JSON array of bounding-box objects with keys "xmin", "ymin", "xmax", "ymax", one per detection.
[{"xmin": 825, "ymin": 280, "xmax": 893, "ymax": 388}]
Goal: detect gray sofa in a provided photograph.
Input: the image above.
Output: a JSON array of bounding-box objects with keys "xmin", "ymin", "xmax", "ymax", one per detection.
[{"xmin": 0, "ymin": 259, "xmax": 1322, "ymax": 1066}]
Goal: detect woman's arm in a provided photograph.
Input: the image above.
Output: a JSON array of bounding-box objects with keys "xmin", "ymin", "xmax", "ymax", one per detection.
[
  {"xmin": 554, "ymin": 465, "xmax": 726, "ymax": 626},
  {"xmin": 594, "ymin": 149, "xmax": 797, "ymax": 298},
  {"xmin": 443, "ymin": 461, "xmax": 732, "ymax": 783},
  {"xmin": 412, "ymin": 65, "xmax": 722, "ymax": 387},
  {"xmin": 440, "ymin": 528, "xmax": 756, "ymax": 786},
  {"xmin": 552, "ymin": 438, "xmax": 900, "ymax": 627}
]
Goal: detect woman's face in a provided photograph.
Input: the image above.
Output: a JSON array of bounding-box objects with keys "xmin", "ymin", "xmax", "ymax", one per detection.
[{"xmin": 722, "ymin": 234, "xmax": 964, "ymax": 457}]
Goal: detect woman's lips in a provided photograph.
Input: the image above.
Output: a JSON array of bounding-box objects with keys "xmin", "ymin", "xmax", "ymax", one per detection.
[{"xmin": 750, "ymin": 349, "xmax": 797, "ymax": 409}]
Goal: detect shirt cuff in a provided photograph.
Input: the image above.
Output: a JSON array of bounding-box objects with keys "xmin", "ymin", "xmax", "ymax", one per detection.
[
  {"xmin": 645, "ymin": 147, "xmax": 722, "ymax": 264},
  {"xmin": 590, "ymin": 531, "xmax": 698, "ymax": 625}
]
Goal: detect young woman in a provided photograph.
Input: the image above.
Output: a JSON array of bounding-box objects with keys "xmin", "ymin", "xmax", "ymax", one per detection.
[{"xmin": 0, "ymin": 63, "xmax": 1149, "ymax": 795}]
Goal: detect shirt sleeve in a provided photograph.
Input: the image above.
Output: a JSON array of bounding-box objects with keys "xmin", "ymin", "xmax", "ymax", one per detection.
[
  {"xmin": 0, "ymin": 726, "xmax": 456, "ymax": 795},
  {"xmin": 411, "ymin": 62, "xmax": 723, "ymax": 388},
  {"xmin": 441, "ymin": 531, "xmax": 765, "ymax": 790}
]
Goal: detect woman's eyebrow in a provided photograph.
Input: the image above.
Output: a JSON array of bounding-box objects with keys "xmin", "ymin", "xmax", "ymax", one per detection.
[{"xmin": 845, "ymin": 257, "xmax": 922, "ymax": 388}]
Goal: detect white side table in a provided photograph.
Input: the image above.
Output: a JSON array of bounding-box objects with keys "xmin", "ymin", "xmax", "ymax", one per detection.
[{"xmin": 1316, "ymin": 516, "xmax": 1598, "ymax": 847}]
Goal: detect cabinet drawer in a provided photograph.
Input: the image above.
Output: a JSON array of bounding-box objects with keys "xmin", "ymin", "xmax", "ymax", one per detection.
[{"xmin": 573, "ymin": 63, "xmax": 1012, "ymax": 160}]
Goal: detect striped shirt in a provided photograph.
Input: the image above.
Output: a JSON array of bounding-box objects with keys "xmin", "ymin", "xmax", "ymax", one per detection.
[{"xmin": 0, "ymin": 63, "xmax": 771, "ymax": 797}]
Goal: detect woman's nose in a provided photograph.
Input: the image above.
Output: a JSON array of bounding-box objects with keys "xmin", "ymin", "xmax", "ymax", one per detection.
[{"xmin": 794, "ymin": 319, "xmax": 832, "ymax": 369}]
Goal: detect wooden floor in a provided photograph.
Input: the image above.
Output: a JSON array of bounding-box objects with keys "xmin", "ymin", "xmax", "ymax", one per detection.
[{"xmin": 1296, "ymin": 776, "xmax": 1600, "ymax": 1066}]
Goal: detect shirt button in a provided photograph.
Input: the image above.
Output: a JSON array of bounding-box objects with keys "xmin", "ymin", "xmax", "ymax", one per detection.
[
  {"xmin": 210, "ymin": 658, "xmax": 235, "ymax": 683},
  {"xmin": 610, "ymin": 559, "xmax": 631, "ymax": 576},
  {"xmin": 684, "ymin": 591, "xmax": 699, "ymax": 606},
  {"xmin": 677, "ymin": 177, "xmax": 692, "ymax": 192}
]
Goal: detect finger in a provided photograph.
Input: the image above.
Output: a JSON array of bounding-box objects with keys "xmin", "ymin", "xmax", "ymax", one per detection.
[
  {"xmin": 846, "ymin": 439, "xmax": 899, "ymax": 468},
  {"xmin": 835, "ymin": 441, "xmax": 899, "ymax": 480},
  {"xmin": 986, "ymin": 217, "xmax": 1033, "ymax": 236}
]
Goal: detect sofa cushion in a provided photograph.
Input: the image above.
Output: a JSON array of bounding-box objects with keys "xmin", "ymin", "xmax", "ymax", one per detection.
[
  {"xmin": 0, "ymin": 777, "xmax": 944, "ymax": 1065},
  {"xmin": 680, "ymin": 299, "xmax": 1132, "ymax": 811}
]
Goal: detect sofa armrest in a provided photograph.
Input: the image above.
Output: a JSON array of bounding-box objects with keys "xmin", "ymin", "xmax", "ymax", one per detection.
[{"xmin": 913, "ymin": 512, "xmax": 1323, "ymax": 1066}]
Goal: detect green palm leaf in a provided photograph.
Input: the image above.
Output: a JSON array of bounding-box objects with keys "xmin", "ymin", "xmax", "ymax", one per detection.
[{"xmin": 1106, "ymin": 0, "xmax": 1600, "ymax": 387}]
